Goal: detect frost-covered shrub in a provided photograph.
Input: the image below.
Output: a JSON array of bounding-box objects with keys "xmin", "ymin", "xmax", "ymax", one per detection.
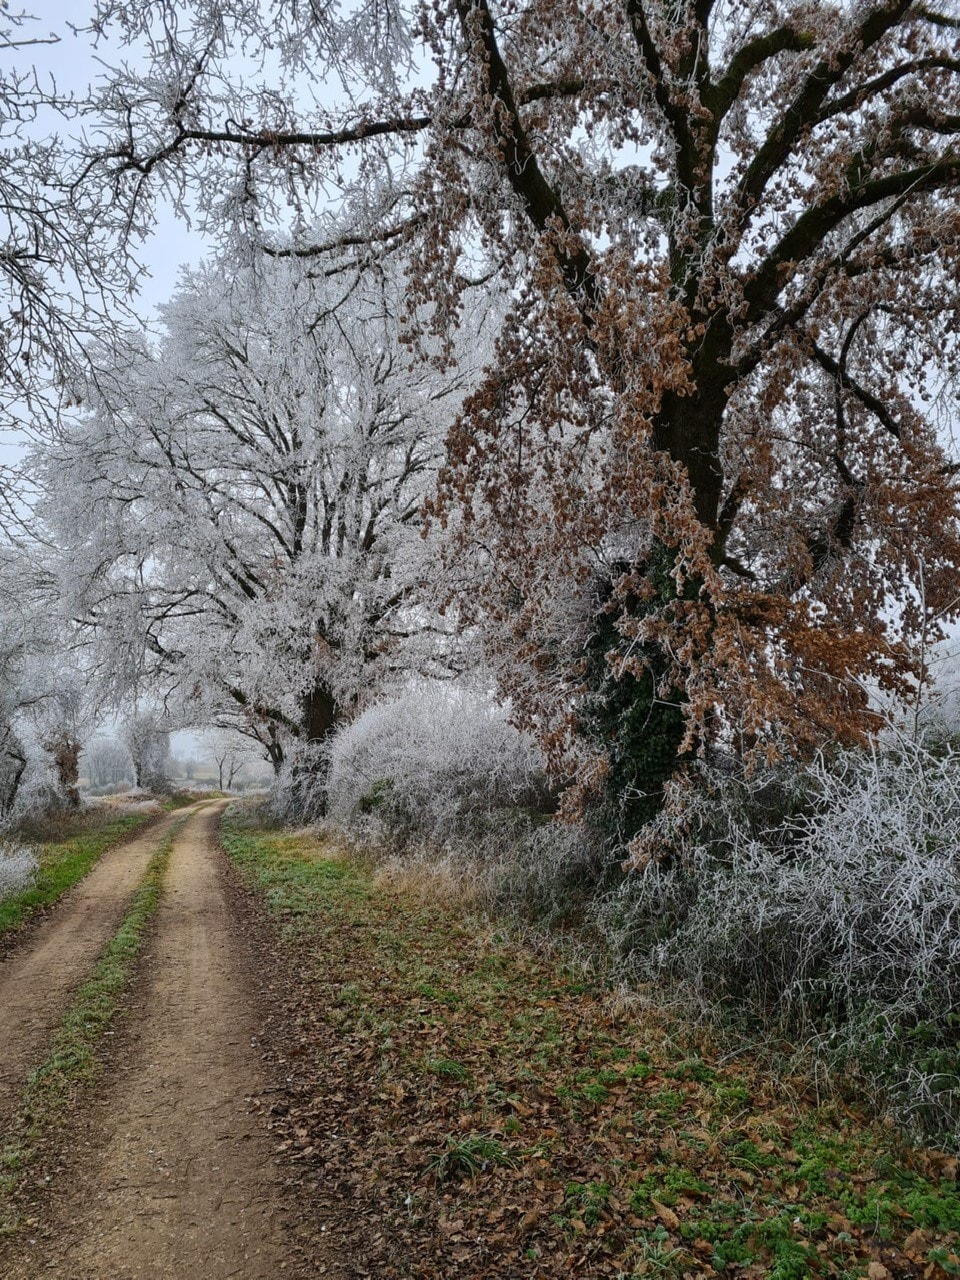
[
  {"xmin": 483, "ymin": 820, "xmax": 607, "ymax": 927},
  {"xmin": 108, "ymin": 798, "xmax": 164, "ymax": 817},
  {"xmin": 270, "ymin": 743, "xmax": 330, "ymax": 823},
  {"xmin": 0, "ymin": 839, "xmax": 38, "ymax": 900},
  {"xmin": 325, "ymin": 682, "xmax": 550, "ymax": 851},
  {"xmin": 594, "ymin": 741, "xmax": 960, "ymax": 1145}
]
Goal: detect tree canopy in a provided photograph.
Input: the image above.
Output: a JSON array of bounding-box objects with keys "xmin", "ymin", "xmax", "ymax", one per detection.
[
  {"xmin": 37, "ymin": 255, "xmax": 480, "ymax": 772},
  {"xmin": 70, "ymin": 0, "xmax": 960, "ymax": 832}
]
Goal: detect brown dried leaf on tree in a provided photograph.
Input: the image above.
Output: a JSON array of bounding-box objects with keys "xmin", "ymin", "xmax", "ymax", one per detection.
[{"xmin": 82, "ymin": 0, "xmax": 960, "ymax": 819}]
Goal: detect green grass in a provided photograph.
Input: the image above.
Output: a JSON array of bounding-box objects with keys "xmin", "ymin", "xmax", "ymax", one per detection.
[
  {"xmin": 427, "ymin": 1133, "xmax": 518, "ymax": 1183},
  {"xmin": 220, "ymin": 812, "xmax": 960, "ymax": 1280},
  {"xmin": 0, "ymin": 807, "xmax": 162, "ymax": 940},
  {"xmin": 0, "ymin": 825, "xmax": 178, "ymax": 1221},
  {"xmin": 424, "ymin": 1056, "xmax": 471, "ymax": 1083},
  {"xmin": 561, "ymin": 1179, "xmax": 612, "ymax": 1227}
]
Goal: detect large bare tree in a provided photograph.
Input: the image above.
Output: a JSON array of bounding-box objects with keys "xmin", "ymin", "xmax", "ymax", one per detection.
[{"xmin": 39, "ymin": 254, "xmax": 478, "ymax": 778}]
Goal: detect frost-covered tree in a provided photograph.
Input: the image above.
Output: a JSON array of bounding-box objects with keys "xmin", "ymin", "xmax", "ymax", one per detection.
[
  {"xmin": 120, "ymin": 711, "xmax": 171, "ymax": 791},
  {"xmin": 22, "ymin": 662, "xmax": 88, "ymax": 808},
  {"xmin": 82, "ymin": 736, "xmax": 134, "ymax": 789},
  {"xmin": 0, "ymin": 709, "xmax": 26, "ymax": 818},
  {"xmin": 0, "ymin": 9, "xmax": 144, "ymax": 435},
  {"xmin": 40, "ymin": 255, "xmax": 479, "ymax": 776},
  {"xmin": 202, "ymin": 729, "xmax": 249, "ymax": 791},
  {"xmin": 0, "ymin": 540, "xmax": 92, "ymax": 816},
  {"xmin": 73, "ymin": 0, "xmax": 960, "ymax": 837}
]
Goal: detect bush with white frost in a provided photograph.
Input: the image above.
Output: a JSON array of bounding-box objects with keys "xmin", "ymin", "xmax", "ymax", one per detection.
[
  {"xmin": 270, "ymin": 742, "xmax": 330, "ymax": 824},
  {"xmin": 316, "ymin": 674, "xmax": 960, "ymax": 1145},
  {"xmin": 0, "ymin": 839, "xmax": 38, "ymax": 900},
  {"xmin": 594, "ymin": 740, "xmax": 960, "ymax": 1145},
  {"xmin": 483, "ymin": 819, "xmax": 608, "ymax": 927},
  {"xmin": 325, "ymin": 682, "xmax": 550, "ymax": 850}
]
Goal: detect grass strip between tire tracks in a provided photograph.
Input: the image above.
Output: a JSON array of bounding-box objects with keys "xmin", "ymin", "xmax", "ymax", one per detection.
[
  {"xmin": 222, "ymin": 811, "xmax": 960, "ymax": 1280},
  {"xmin": 0, "ymin": 819, "xmax": 183, "ymax": 1227}
]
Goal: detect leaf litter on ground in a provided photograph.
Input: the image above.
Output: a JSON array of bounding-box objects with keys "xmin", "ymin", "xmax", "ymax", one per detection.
[{"xmin": 222, "ymin": 813, "xmax": 960, "ymax": 1280}]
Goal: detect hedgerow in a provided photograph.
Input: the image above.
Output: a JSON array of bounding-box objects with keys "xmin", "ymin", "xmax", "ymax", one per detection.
[{"xmin": 593, "ymin": 740, "xmax": 960, "ymax": 1146}]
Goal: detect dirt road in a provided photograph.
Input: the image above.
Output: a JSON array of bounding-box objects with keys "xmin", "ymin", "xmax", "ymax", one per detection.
[
  {"xmin": 0, "ymin": 807, "xmax": 192, "ymax": 1126},
  {"xmin": 2, "ymin": 802, "xmax": 309, "ymax": 1280}
]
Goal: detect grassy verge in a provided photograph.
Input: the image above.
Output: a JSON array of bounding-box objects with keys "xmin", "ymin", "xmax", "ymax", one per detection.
[
  {"xmin": 223, "ymin": 811, "xmax": 960, "ymax": 1280},
  {"xmin": 0, "ymin": 825, "xmax": 178, "ymax": 1225},
  {"xmin": 0, "ymin": 806, "xmax": 165, "ymax": 940}
]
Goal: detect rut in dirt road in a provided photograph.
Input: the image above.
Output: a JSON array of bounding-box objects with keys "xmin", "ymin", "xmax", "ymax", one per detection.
[
  {"xmin": 4, "ymin": 802, "xmax": 312, "ymax": 1280},
  {"xmin": 0, "ymin": 806, "xmax": 200, "ymax": 1127}
]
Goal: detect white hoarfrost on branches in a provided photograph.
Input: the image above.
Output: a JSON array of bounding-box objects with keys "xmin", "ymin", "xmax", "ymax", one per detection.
[
  {"xmin": 0, "ymin": 542, "xmax": 92, "ymax": 817},
  {"xmin": 325, "ymin": 680, "xmax": 548, "ymax": 846},
  {"xmin": 38, "ymin": 254, "xmax": 485, "ymax": 774},
  {"xmin": 66, "ymin": 0, "xmax": 960, "ymax": 831},
  {"xmin": 595, "ymin": 740, "xmax": 960, "ymax": 1143},
  {"xmin": 201, "ymin": 728, "xmax": 252, "ymax": 791},
  {"xmin": 120, "ymin": 711, "xmax": 171, "ymax": 791},
  {"xmin": 0, "ymin": 9, "xmax": 147, "ymax": 438},
  {"xmin": 81, "ymin": 735, "xmax": 134, "ymax": 790}
]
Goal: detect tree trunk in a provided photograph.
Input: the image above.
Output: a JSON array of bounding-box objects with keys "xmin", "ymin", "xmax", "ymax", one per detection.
[
  {"xmin": 0, "ymin": 737, "xmax": 26, "ymax": 818},
  {"xmin": 44, "ymin": 735, "xmax": 82, "ymax": 809},
  {"xmin": 287, "ymin": 684, "xmax": 341, "ymax": 817},
  {"xmin": 583, "ymin": 549, "xmax": 694, "ymax": 843},
  {"xmin": 303, "ymin": 685, "xmax": 339, "ymax": 745},
  {"xmin": 264, "ymin": 726, "xmax": 285, "ymax": 775},
  {"xmin": 585, "ymin": 355, "xmax": 729, "ymax": 839}
]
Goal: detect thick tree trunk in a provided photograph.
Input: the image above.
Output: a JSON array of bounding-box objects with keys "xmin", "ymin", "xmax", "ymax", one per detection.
[
  {"xmin": 45, "ymin": 735, "xmax": 82, "ymax": 809},
  {"xmin": 654, "ymin": 318, "xmax": 732, "ymax": 541},
  {"xmin": 587, "ymin": 364, "xmax": 729, "ymax": 842},
  {"xmin": 584, "ymin": 550, "xmax": 694, "ymax": 843},
  {"xmin": 587, "ymin": 345, "xmax": 730, "ymax": 840},
  {"xmin": 282, "ymin": 684, "xmax": 342, "ymax": 818},
  {"xmin": 302, "ymin": 685, "xmax": 339, "ymax": 745}
]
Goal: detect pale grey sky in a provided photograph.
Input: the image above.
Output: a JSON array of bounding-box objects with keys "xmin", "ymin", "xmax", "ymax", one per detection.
[
  {"xmin": 0, "ymin": 4, "xmax": 212, "ymax": 469},
  {"xmin": 26, "ymin": 0, "xmax": 212, "ymax": 320}
]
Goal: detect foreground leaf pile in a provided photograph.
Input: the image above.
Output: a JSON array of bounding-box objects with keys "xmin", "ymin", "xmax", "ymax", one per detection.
[{"xmin": 223, "ymin": 817, "xmax": 960, "ymax": 1279}]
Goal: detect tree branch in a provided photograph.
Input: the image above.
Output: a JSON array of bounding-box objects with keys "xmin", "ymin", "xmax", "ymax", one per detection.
[
  {"xmin": 710, "ymin": 25, "xmax": 815, "ymax": 124},
  {"xmin": 744, "ymin": 154, "xmax": 960, "ymax": 319},
  {"xmin": 819, "ymin": 56, "xmax": 960, "ymax": 122},
  {"xmin": 736, "ymin": 0, "xmax": 913, "ymax": 218},
  {"xmin": 452, "ymin": 0, "xmax": 599, "ymax": 313},
  {"xmin": 623, "ymin": 0, "xmax": 704, "ymax": 200},
  {"xmin": 807, "ymin": 337, "xmax": 903, "ymax": 441}
]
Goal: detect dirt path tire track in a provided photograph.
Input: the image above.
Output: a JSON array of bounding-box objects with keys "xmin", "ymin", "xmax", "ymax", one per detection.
[
  {"xmin": 0, "ymin": 805, "xmax": 205, "ymax": 1126},
  {"xmin": 2, "ymin": 802, "xmax": 313, "ymax": 1280}
]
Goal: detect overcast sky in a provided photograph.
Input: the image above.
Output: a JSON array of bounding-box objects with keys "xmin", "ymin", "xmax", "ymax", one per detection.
[
  {"xmin": 26, "ymin": 0, "xmax": 212, "ymax": 320},
  {"xmin": 0, "ymin": 4, "xmax": 211, "ymax": 473}
]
